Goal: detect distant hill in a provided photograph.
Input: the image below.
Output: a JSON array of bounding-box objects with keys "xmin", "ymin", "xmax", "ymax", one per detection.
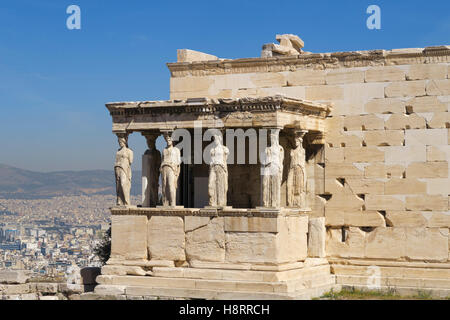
[{"xmin": 0, "ymin": 164, "xmax": 141, "ymax": 199}]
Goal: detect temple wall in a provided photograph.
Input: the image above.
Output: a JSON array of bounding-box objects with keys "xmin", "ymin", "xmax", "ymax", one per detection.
[{"xmin": 168, "ymin": 54, "xmax": 450, "ymax": 265}]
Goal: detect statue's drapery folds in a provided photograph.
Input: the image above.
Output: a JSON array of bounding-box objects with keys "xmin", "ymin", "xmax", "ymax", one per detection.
[
  {"xmin": 208, "ymin": 133, "xmax": 229, "ymax": 207},
  {"xmin": 160, "ymin": 132, "xmax": 181, "ymax": 207},
  {"xmin": 287, "ymin": 130, "xmax": 308, "ymax": 208},
  {"xmin": 262, "ymin": 129, "xmax": 284, "ymax": 208},
  {"xmin": 114, "ymin": 133, "xmax": 133, "ymax": 206}
]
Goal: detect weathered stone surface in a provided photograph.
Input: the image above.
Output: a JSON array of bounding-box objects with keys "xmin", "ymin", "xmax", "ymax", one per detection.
[
  {"xmin": 344, "ymin": 211, "xmax": 386, "ymax": 227},
  {"xmin": 39, "ymin": 296, "xmax": 59, "ymax": 301},
  {"xmin": 325, "ymin": 186, "xmax": 365, "ymax": 211},
  {"xmin": 224, "ymin": 216, "xmax": 307, "ymax": 264},
  {"xmin": 33, "ymin": 283, "xmax": 58, "ymax": 294},
  {"xmin": 344, "ymin": 147, "xmax": 384, "ymax": 162},
  {"xmin": 384, "ymin": 146, "xmax": 427, "ymax": 164},
  {"xmin": 0, "ymin": 284, "xmax": 32, "ymax": 295},
  {"xmin": 225, "ymin": 232, "xmax": 278, "ymax": 264},
  {"xmin": 385, "ymin": 178, "xmax": 427, "ymax": 194},
  {"xmin": 285, "ymin": 70, "xmax": 326, "ymax": 86},
  {"xmin": 406, "ymin": 195, "xmax": 448, "ymax": 211},
  {"xmin": 427, "ymin": 146, "xmax": 449, "ymax": 162},
  {"xmin": 327, "ymin": 210, "xmax": 386, "ymax": 227},
  {"xmin": 427, "ymin": 178, "xmax": 450, "ymax": 195},
  {"xmin": 186, "ymin": 217, "xmax": 225, "ymax": 262},
  {"xmin": 326, "ymin": 227, "xmax": 365, "ymax": 258},
  {"xmin": 277, "ymin": 216, "xmax": 308, "ymax": 263},
  {"xmin": 406, "ymin": 96, "xmax": 448, "ymax": 113},
  {"xmin": 327, "ymin": 133, "xmax": 363, "ymax": 148},
  {"xmin": 250, "ymin": 73, "xmax": 286, "ymax": 88},
  {"xmin": 224, "ymin": 217, "xmax": 278, "ymax": 232},
  {"xmin": 324, "ymin": 146, "xmax": 344, "ymax": 163},
  {"xmin": 308, "ymin": 218, "xmax": 326, "ymax": 258},
  {"xmin": 148, "ymin": 216, "xmax": 185, "ymax": 261},
  {"xmin": 111, "ymin": 215, "xmax": 148, "ymax": 261},
  {"xmin": 94, "ymin": 285, "xmax": 126, "ymax": 296},
  {"xmin": 345, "ymin": 179, "xmax": 384, "ymax": 194},
  {"xmin": 326, "ymin": 69, "xmax": 364, "ymax": 84},
  {"xmin": 177, "ymin": 49, "xmax": 218, "ymax": 63},
  {"xmin": 385, "ymin": 80, "xmax": 426, "ymax": 97},
  {"xmin": 0, "ymin": 270, "xmax": 30, "ymax": 284},
  {"xmin": 337, "ymin": 83, "xmax": 385, "ymax": 115},
  {"xmin": 305, "ymin": 85, "xmax": 344, "ymax": 100},
  {"xmin": 426, "ymin": 80, "xmax": 450, "ymax": 95},
  {"xmin": 385, "ymin": 211, "xmax": 427, "ymax": 227},
  {"xmin": 365, "ymin": 163, "xmax": 405, "ymax": 178},
  {"xmin": 58, "ymin": 283, "xmax": 83, "ymax": 295},
  {"xmin": 363, "ymin": 130, "xmax": 404, "ymax": 146},
  {"xmin": 406, "ymin": 162, "xmax": 448, "ymax": 178},
  {"xmin": 427, "ymin": 112, "xmax": 450, "ymax": 129},
  {"xmin": 365, "ymin": 227, "xmax": 406, "ymax": 259},
  {"xmin": 101, "ymin": 265, "xmax": 147, "ymax": 276},
  {"xmin": 365, "ymin": 98, "xmax": 406, "ymax": 114},
  {"xmin": 344, "ymin": 114, "xmax": 384, "ymax": 131},
  {"xmin": 170, "ymin": 76, "xmax": 213, "ymax": 93},
  {"xmin": 385, "ymin": 113, "xmax": 426, "ymax": 130},
  {"xmin": 407, "ymin": 64, "xmax": 447, "ymax": 80},
  {"xmin": 365, "ymin": 66, "xmax": 405, "ymax": 82},
  {"xmin": 184, "ymin": 216, "xmax": 210, "ymax": 233},
  {"xmin": 366, "ymin": 195, "xmax": 405, "ymax": 211},
  {"xmin": 405, "ymin": 228, "xmax": 448, "ymax": 261},
  {"xmin": 427, "ymin": 212, "xmax": 450, "ymax": 227},
  {"xmin": 325, "ymin": 163, "xmax": 364, "ymax": 178}
]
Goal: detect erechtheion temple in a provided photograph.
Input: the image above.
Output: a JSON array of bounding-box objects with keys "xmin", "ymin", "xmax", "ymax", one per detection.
[{"xmin": 97, "ymin": 34, "xmax": 450, "ymax": 299}]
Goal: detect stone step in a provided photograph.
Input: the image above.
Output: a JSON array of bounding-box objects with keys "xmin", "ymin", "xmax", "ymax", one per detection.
[
  {"xmin": 96, "ymin": 272, "xmax": 335, "ymax": 295},
  {"xmin": 336, "ymin": 274, "xmax": 450, "ymax": 289},
  {"xmin": 150, "ymin": 264, "xmax": 331, "ymax": 282},
  {"xmin": 332, "ymin": 264, "xmax": 450, "ymax": 279},
  {"xmin": 92, "ymin": 281, "xmax": 341, "ymax": 300}
]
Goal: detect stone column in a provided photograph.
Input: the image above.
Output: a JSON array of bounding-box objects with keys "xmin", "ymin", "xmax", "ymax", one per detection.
[
  {"xmin": 142, "ymin": 132, "xmax": 161, "ymax": 207},
  {"xmin": 261, "ymin": 128, "xmax": 284, "ymax": 208}
]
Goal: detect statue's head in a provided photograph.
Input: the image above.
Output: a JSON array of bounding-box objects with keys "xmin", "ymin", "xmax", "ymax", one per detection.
[
  {"xmin": 293, "ymin": 130, "xmax": 307, "ymax": 148},
  {"xmin": 270, "ymin": 129, "xmax": 280, "ymax": 145},
  {"xmin": 117, "ymin": 134, "xmax": 128, "ymax": 148},
  {"xmin": 163, "ymin": 132, "xmax": 173, "ymax": 147},
  {"xmin": 294, "ymin": 136, "xmax": 303, "ymax": 148},
  {"xmin": 213, "ymin": 133, "xmax": 222, "ymax": 146}
]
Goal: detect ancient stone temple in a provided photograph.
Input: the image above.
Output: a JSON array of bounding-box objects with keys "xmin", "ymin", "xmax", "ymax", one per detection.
[{"xmin": 96, "ymin": 35, "xmax": 450, "ymax": 299}]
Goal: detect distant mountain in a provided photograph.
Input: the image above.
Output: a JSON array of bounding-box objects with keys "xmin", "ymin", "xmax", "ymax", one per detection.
[{"xmin": 0, "ymin": 164, "xmax": 141, "ymax": 199}]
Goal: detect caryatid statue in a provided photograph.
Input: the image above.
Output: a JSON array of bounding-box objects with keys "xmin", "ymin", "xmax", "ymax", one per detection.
[
  {"xmin": 142, "ymin": 133, "xmax": 161, "ymax": 207},
  {"xmin": 287, "ymin": 131, "xmax": 307, "ymax": 208},
  {"xmin": 160, "ymin": 132, "xmax": 181, "ymax": 207},
  {"xmin": 114, "ymin": 133, "xmax": 134, "ymax": 206},
  {"xmin": 208, "ymin": 133, "xmax": 229, "ymax": 207},
  {"xmin": 262, "ymin": 129, "xmax": 284, "ymax": 208}
]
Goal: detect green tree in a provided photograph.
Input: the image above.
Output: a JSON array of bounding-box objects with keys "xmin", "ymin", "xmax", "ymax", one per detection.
[{"xmin": 94, "ymin": 225, "xmax": 111, "ymax": 265}]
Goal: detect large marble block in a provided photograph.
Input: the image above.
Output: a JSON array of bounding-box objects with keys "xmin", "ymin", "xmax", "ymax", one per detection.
[
  {"xmin": 148, "ymin": 216, "xmax": 186, "ymax": 261},
  {"xmin": 111, "ymin": 215, "xmax": 148, "ymax": 260}
]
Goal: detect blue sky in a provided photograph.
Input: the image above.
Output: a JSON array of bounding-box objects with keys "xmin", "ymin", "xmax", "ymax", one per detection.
[{"xmin": 0, "ymin": 0, "xmax": 448, "ymax": 172}]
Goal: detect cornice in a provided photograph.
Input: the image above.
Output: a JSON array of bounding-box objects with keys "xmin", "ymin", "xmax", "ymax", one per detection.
[
  {"xmin": 166, "ymin": 46, "xmax": 450, "ymax": 77},
  {"xmin": 105, "ymin": 95, "xmax": 331, "ymax": 118}
]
